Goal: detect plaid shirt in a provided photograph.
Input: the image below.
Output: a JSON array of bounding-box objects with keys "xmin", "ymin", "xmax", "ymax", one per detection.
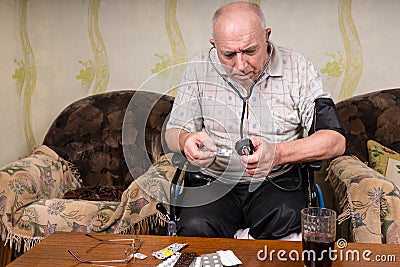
[{"xmin": 166, "ymin": 42, "xmax": 330, "ymax": 182}]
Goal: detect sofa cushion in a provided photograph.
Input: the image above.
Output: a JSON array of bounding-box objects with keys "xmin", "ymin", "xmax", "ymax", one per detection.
[
  {"xmin": 336, "ymin": 89, "xmax": 400, "ymax": 163},
  {"xmin": 42, "ymin": 90, "xmax": 174, "ymax": 189}
]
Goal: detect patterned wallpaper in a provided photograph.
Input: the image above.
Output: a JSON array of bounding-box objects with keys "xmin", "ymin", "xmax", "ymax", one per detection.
[{"xmin": 0, "ymin": 0, "xmax": 399, "ymax": 166}]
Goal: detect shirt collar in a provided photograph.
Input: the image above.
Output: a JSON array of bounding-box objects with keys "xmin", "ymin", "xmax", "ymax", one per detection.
[
  {"xmin": 208, "ymin": 40, "xmax": 283, "ymax": 79},
  {"xmin": 268, "ymin": 41, "xmax": 283, "ymax": 77}
]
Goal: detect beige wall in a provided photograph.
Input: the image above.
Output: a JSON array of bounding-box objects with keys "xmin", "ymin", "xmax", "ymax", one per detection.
[{"xmin": 0, "ymin": 0, "xmax": 399, "ymax": 166}]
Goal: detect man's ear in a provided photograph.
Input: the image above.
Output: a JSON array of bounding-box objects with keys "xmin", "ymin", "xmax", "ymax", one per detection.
[
  {"xmin": 209, "ymin": 38, "xmax": 215, "ymax": 47},
  {"xmin": 265, "ymin": 28, "xmax": 272, "ymax": 41}
]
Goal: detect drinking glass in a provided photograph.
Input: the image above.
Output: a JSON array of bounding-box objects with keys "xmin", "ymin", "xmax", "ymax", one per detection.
[{"xmin": 301, "ymin": 207, "xmax": 336, "ymax": 267}]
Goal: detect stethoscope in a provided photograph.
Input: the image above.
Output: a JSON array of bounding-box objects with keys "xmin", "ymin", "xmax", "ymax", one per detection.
[
  {"xmin": 208, "ymin": 44, "xmax": 273, "ymax": 139},
  {"xmin": 207, "ymin": 43, "xmax": 302, "ymax": 192}
]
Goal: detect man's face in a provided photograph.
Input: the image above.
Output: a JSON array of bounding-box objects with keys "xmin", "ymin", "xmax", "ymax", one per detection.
[{"xmin": 210, "ymin": 18, "xmax": 271, "ymax": 84}]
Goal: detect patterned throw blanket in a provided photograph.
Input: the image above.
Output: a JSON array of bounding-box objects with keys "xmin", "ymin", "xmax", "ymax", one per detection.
[
  {"xmin": 0, "ymin": 146, "xmax": 177, "ymax": 252},
  {"xmin": 326, "ymin": 155, "xmax": 400, "ymax": 243}
]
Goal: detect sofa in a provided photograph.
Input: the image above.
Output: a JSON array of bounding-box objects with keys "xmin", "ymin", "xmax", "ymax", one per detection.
[
  {"xmin": 326, "ymin": 88, "xmax": 400, "ymax": 244},
  {"xmin": 0, "ymin": 90, "xmax": 178, "ymax": 264},
  {"xmin": 2, "ymin": 87, "xmax": 400, "ymax": 265}
]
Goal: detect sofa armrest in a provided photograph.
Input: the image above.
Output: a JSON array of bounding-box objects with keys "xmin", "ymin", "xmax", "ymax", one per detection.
[
  {"xmin": 326, "ymin": 155, "xmax": 400, "ymax": 244},
  {"xmin": 0, "ymin": 145, "xmax": 82, "ymax": 251}
]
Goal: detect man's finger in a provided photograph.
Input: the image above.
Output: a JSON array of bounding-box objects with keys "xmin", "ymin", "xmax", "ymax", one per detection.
[{"xmin": 201, "ymin": 138, "xmax": 217, "ymax": 152}]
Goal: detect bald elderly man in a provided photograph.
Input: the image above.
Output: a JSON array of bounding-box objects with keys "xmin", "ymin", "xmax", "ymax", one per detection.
[{"xmin": 165, "ymin": 1, "xmax": 345, "ymax": 240}]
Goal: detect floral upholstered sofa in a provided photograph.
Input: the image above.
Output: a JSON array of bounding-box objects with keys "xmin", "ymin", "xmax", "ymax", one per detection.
[
  {"xmin": 0, "ymin": 90, "xmax": 178, "ymax": 260},
  {"xmin": 326, "ymin": 88, "xmax": 400, "ymax": 243}
]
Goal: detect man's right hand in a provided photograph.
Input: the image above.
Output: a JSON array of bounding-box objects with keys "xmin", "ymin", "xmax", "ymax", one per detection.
[{"xmin": 180, "ymin": 131, "xmax": 217, "ymax": 168}]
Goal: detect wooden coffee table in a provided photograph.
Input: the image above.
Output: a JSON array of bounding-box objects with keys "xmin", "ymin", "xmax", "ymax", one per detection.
[{"xmin": 7, "ymin": 232, "xmax": 400, "ymax": 266}]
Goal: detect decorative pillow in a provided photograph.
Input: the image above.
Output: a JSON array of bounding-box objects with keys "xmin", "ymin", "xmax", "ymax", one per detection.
[
  {"xmin": 386, "ymin": 158, "xmax": 400, "ymax": 187},
  {"xmin": 367, "ymin": 140, "xmax": 400, "ymax": 187}
]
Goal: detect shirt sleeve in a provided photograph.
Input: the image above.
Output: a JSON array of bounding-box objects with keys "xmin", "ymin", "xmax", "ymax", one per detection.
[
  {"xmin": 165, "ymin": 61, "xmax": 204, "ymax": 133},
  {"xmin": 297, "ymin": 55, "xmax": 331, "ymax": 132}
]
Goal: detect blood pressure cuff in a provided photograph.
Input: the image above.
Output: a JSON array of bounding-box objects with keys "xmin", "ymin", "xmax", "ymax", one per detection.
[{"xmin": 308, "ymin": 98, "xmax": 345, "ymax": 137}]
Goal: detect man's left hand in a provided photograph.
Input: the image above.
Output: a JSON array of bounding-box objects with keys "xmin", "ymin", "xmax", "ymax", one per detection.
[{"xmin": 239, "ymin": 136, "xmax": 276, "ymax": 178}]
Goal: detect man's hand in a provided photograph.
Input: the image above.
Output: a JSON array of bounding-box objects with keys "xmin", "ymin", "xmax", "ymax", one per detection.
[
  {"xmin": 239, "ymin": 136, "xmax": 276, "ymax": 178},
  {"xmin": 182, "ymin": 132, "xmax": 217, "ymax": 168},
  {"xmin": 238, "ymin": 130, "xmax": 346, "ymax": 178}
]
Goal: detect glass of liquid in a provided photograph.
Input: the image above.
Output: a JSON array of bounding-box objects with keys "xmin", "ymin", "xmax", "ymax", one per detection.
[{"xmin": 301, "ymin": 207, "xmax": 336, "ymax": 267}]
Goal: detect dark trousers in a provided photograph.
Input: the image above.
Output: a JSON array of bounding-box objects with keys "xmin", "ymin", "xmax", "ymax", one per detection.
[{"xmin": 177, "ymin": 167, "xmax": 307, "ymax": 239}]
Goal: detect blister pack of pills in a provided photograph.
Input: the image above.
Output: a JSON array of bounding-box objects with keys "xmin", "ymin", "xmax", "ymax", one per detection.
[
  {"xmin": 174, "ymin": 252, "xmax": 197, "ymax": 267},
  {"xmin": 217, "ymin": 250, "xmax": 242, "ymax": 266},
  {"xmin": 199, "ymin": 145, "xmax": 233, "ymax": 157},
  {"xmin": 152, "ymin": 243, "xmax": 188, "ymax": 260},
  {"xmin": 156, "ymin": 252, "xmax": 181, "ymax": 267},
  {"xmin": 200, "ymin": 253, "xmax": 223, "ymax": 267},
  {"xmin": 133, "ymin": 252, "xmax": 147, "ymax": 260},
  {"xmin": 189, "ymin": 250, "xmax": 242, "ymax": 267},
  {"xmin": 156, "ymin": 251, "xmax": 197, "ymax": 267},
  {"xmin": 215, "ymin": 148, "xmax": 233, "ymax": 157}
]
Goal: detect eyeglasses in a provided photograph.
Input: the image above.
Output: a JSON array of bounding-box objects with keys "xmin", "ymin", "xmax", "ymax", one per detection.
[{"xmin": 68, "ymin": 234, "xmax": 143, "ymax": 264}]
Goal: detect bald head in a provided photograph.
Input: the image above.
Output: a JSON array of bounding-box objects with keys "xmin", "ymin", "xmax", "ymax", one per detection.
[
  {"xmin": 211, "ymin": 2, "xmax": 267, "ymax": 39},
  {"xmin": 209, "ymin": 2, "xmax": 271, "ymax": 82}
]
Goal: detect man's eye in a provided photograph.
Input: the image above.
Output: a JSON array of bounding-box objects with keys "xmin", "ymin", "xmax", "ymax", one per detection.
[
  {"xmin": 224, "ymin": 53, "xmax": 234, "ymax": 58},
  {"xmin": 243, "ymin": 49, "xmax": 257, "ymax": 55}
]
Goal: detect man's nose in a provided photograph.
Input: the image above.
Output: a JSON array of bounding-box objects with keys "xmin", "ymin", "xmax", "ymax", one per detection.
[{"xmin": 235, "ymin": 53, "xmax": 246, "ymax": 72}]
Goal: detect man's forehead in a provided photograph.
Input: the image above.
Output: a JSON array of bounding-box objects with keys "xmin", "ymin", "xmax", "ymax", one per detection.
[
  {"xmin": 213, "ymin": 19, "xmax": 265, "ymax": 48},
  {"xmin": 215, "ymin": 17, "xmax": 260, "ymax": 35},
  {"xmin": 215, "ymin": 31, "xmax": 262, "ymax": 52},
  {"xmin": 220, "ymin": 44, "xmax": 259, "ymax": 54}
]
